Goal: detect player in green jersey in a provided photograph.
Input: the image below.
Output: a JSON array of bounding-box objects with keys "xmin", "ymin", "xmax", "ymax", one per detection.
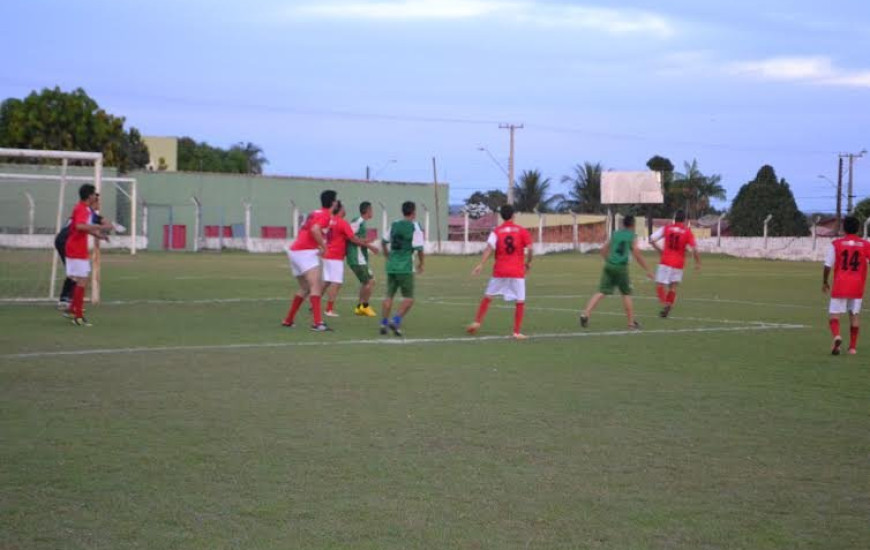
[
  {"xmin": 380, "ymin": 201, "xmax": 425, "ymax": 337},
  {"xmin": 580, "ymin": 215, "xmax": 653, "ymax": 329},
  {"xmin": 346, "ymin": 201, "xmax": 377, "ymax": 317}
]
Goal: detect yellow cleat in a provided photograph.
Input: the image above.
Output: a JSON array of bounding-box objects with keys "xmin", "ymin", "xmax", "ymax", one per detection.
[
  {"xmin": 361, "ymin": 305, "xmax": 377, "ymax": 317},
  {"xmin": 353, "ymin": 305, "xmax": 366, "ymax": 316}
]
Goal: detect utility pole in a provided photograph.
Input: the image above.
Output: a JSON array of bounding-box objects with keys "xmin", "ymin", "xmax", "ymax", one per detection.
[
  {"xmin": 840, "ymin": 149, "xmax": 867, "ymax": 214},
  {"xmin": 499, "ymin": 123, "xmax": 523, "ymax": 204},
  {"xmin": 836, "ymin": 156, "xmax": 844, "ymax": 235}
]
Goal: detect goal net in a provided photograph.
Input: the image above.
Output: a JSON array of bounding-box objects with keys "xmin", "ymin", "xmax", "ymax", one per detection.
[{"xmin": 0, "ymin": 148, "xmax": 139, "ymax": 304}]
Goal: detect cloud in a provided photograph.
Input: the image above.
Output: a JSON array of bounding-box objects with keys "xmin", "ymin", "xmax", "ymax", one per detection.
[
  {"xmin": 727, "ymin": 56, "xmax": 870, "ymax": 88},
  {"xmin": 287, "ymin": 1, "xmax": 675, "ymax": 37}
]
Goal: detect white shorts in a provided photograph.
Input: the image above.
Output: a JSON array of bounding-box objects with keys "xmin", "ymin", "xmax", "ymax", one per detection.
[
  {"xmin": 65, "ymin": 258, "xmax": 91, "ymax": 278},
  {"xmin": 322, "ymin": 259, "xmax": 345, "ymax": 284},
  {"xmin": 484, "ymin": 278, "xmax": 526, "ymax": 302},
  {"xmin": 287, "ymin": 249, "xmax": 320, "ymax": 277},
  {"xmin": 655, "ymin": 265, "xmax": 684, "ymax": 285},
  {"xmin": 829, "ymin": 298, "xmax": 862, "ymax": 315}
]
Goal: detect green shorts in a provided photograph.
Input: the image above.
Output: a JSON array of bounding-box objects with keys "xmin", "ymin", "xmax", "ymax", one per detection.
[
  {"xmin": 350, "ymin": 264, "xmax": 373, "ymax": 284},
  {"xmin": 386, "ymin": 273, "xmax": 414, "ymax": 299},
  {"xmin": 599, "ymin": 264, "xmax": 632, "ymax": 296}
]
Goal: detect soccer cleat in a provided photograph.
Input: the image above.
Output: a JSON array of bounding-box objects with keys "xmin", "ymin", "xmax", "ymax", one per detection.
[
  {"xmin": 388, "ymin": 321, "xmax": 403, "ymax": 337},
  {"xmin": 629, "ymin": 320, "xmax": 641, "ymax": 330},
  {"xmin": 310, "ymin": 323, "xmax": 332, "ymax": 332},
  {"xmin": 466, "ymin": 322, "xmax": 481, "ymax": 334},
  {"xmin": 56, "ymin": 300, "xmax": 70, "ymax": 310},
  {"xmin": 512, "ymin": 332, "xmax": 528, "ymax": 340},
  {"xmin": 72, "ymin": 317, "xmax": 92, "ymax": 327},
  {"xmin": 281, "ymin": 320, "xmax": 295, "ymax": 328},
  {"xmin": 379, "ymin": 325, "xmax": 388, "ymax": 335},
  {"xmin": 360, "ymin": 305, "xmax": 377, "ymax": 317},
  {"xmin": 848, "ymin": 348, "xmax": 857, "ymax": 355},
  {"xmin": 831, "ymin": 336, "xmax": 842, "ymax": 355},
  {"xmin": 62, "ymin": 309, "xmax": 75, "ymax": 319},
  {"xmin": 659, "ymin": 305, "xmax": 671, "ymax": 318},
  {"xmin": 354, "ymin": 305, "xmax": 366, "ymax": 316},
  {"xmin": 579, "ymin": 314, "xmax": 589, "ymax": 328},
  {"xmin": 325, "ymin": 310, "xmax": 339, "ymax": 318}
]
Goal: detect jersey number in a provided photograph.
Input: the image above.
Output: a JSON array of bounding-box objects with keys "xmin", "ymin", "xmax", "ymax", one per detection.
[
  {"xmin": 504, "ymin": 235, "xmax": 516, "ymax": 255},
  {"xmin": 841, "ymin": 250, "xmax": 862, "ymax": 272},
  {"xmin": 667, "ymin": 234, "xmax": 681, "ymax": 250},
  {"xmin": 615, "ymin": 241, "xmax": 627, "ymax": 256}
]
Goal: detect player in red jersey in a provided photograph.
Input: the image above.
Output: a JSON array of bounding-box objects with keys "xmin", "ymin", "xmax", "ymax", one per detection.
[
  {"xmin": 823, "ymin": 216, "xmax": 870, "ymax": 355},
  {"xmin": 467, "ymin": 205, "xmax": 534, "ymax": 340},
  {"xmin": 321, "ymin": 201, "xmax": 379, "ymax": 317},
  {"xmin": 649, "ymin": 210, "xmax": 701, "ymax": 318},
  {"xmin": 65, "ymin": 184, "xmax": 109, "ymax": 326},
  {"xmin": 283, "ymin": 190, "xmax": 337, "ymax": 331}
]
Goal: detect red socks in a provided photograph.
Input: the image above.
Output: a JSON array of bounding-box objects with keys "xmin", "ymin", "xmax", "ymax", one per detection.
[
  {"xmin": 475, "ymin": 297, "xmax": 492, "ymax": 324},
  {"xmin": 656, "ymin": 285, "xmax": 667, "ymax": 304},
  {"xmin": 285, "ymin": 295, "xmax": 304, "ymax": 324},
  {"xmin": 72, "ymin": 285, "xmax": 85, "ymax": 318},
  {"xmin": 310, "ymin": 295, "xmax": 323, "ymax": 325},
  {"xmin": 327, "ymin": 300, "xmax": 335, "ymax": 313},
  {"xmin": 666, "ymin": 290, "xmax": 677, "ymax": 305},
  {"xmin": 829, "ymin": 318, "xmax": 841, "ymax": 338},
  {"xmin": 850, "ymin": 326, "xmax": 859, "ymax": 350},
  {"xmin": 513, "ymin": 302, "xmax": 525, "ymax": 334}
]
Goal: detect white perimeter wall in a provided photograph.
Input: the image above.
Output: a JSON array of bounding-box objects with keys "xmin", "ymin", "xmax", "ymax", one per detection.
[{"xmin": 1, "ymin": 235, "xmax": 835, "ymax": 262}]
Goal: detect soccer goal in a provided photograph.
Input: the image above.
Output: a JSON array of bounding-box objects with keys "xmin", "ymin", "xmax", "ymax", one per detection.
[{"xmin": 0, "ymin": 148, "xmax": 140, "ymax": 304}]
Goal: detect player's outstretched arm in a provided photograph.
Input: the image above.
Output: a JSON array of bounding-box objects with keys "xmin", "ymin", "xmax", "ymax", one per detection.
[
  {"xmin": 471, "ymin": 245, "xmax": 494, "ymax": 275},
  {"xmin": 348, "ymin": 234, "xmax": 379, "ymax": 255},
  {"xmin": 525, "ymin": 245, "xmax": 534, "ymax": 272},
  {"xmin": 632, "ymin": 240, "xmax": 654, "ymax": 279}
]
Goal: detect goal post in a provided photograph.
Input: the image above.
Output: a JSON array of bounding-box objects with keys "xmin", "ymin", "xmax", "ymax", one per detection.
[{"xmin": 0, "ymin": 148, "xmax": 138, "ymax": 304}]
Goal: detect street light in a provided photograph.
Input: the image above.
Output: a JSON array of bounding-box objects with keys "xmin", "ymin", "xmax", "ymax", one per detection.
[
  {"xmin": 477, "ymin": 146, "xmax": 509, "ymax": 177},
  {"xmin": 366, "ymin": 159, "xmax": 397, "ymax": 181},
  {"xmin": 817, "ymin": 174, "xmax": 844, "ymax": 198}
]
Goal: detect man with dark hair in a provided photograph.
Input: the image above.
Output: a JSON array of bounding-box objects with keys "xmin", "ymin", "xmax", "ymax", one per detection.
[
  {"xmin": 321, "ymin": 201, "xmax": 379, "ymax": 317},
  {"xmin": 823, "ymin": 215, "xmax": 870, "ymax": 355},
  {"xmin": 467, "ymin": 204, "xmax": 534, "ymax": 339},
  {"xmin": 380, "ymin": 201, "xmax": 425, "ymax": 336},
  {"xmin": 282, "ymin": 189, "xmax": 337, "ymax": 331},
  {"xmin": 580, "ymin": 215, "xmax": 652, "ymax": 330},
  {"xmin": 347, "ymin": 201, "xmax": 378, "ymax": 317},
  {"xmin": 65, "ymin": 184, "xmax": 108, "ymax": 326},
  {"xmin": 649, "ymin": 209, "xmax": 701, "ymax": 318}
]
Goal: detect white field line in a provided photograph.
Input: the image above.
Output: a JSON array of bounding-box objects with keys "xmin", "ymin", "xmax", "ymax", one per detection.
[
  {"xmin": 2, "ymin": 324, "xmax": 807, "ymax": 360},
  {"xmin": 425, "ymin": 300, "xmax": 784, "ymax": 326},
  {"xmin": 0, "ymin": 294, "xmax": 817, "ymax": 310}
]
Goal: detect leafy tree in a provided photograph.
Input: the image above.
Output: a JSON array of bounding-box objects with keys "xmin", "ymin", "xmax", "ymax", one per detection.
[
  {"xmin": 851, "ymin": 197, "xmax": 870, "ymax": 230},
  {"xmin": 559, "ymin": 162, "xmax": 604, "ymax": 213},
  {"xmin": 177, "ymin": 137, "xmax": 268, "ymax": 174},
  {"xmin": 513, "ymin": 169, "xmax": 559, "ymax": 213},
  {"xmin": 672, "ymin": 159, "xmax": 726, "ymax": 219},
  {"xmin": 465, "ymin": 189, "xmax": 507, "ymax": 212},
  {"xmin": 646, "ymin": 155, "xmax": 676, "ymax": 216},
  {"xmin": 0, "ymin": 87, "xmax": 150, "ymax": 173},
  {"xmin": 729, "ymin": 165, "xmax": 809, "ymax": 236}
]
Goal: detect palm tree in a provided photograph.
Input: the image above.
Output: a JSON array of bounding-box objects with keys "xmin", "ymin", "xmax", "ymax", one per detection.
[
  {"xmin": 559, "ymin": 162, "xmax": 604, "ymax": 213},
  {"xmin": 239, "ymin": 142, "xmax": 268, "ymax": 175},
  {"xmin": 672, "ymin": 159, "xmax": 726, "ymax": 219},
  {"xmin": 513, "ymin": 169, "xmax": 558, "ymax": 212}
]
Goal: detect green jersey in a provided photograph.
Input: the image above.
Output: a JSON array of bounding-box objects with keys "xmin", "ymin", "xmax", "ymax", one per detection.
[
  {"xmin": 346, "ymin": 216, "xmax": 369, "ymax": 266},
  {"xmin": 607, "ymin": 229, "xmax": 635, "ymax": 266},
  {"xmin": 383, "ymin": 219, "xmax": 424, "ymax": 274}
]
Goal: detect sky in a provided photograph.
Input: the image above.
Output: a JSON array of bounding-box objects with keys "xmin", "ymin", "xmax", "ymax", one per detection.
[{"xmin": 3, "ymin": 0, "xmax": 870, "ymax": 212}]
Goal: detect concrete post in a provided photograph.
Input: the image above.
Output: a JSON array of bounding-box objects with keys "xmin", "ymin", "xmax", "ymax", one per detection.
[
  {"xmin": 572, "ymin": 213, "xmax": 578, "ymax": 251},
  {"xmin": 763, "ymin": 214, "xmax": 773, "ymax": 249},
  {"xmin": 244, "ymin": 201, "xmax": 252, "ymax": 252},
  {"xmin": 24, "ymin": 192, "xmax": 35, "ymax": 235},
  {"xmin": 463, "ymin": 211, "xmax": 470, "ymax": 253},
  {"xmin": 538, "ymin": 213, "xmax": 544, "ymax": 247}
]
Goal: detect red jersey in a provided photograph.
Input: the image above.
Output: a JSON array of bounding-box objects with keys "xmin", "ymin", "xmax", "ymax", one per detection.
[
  {"xmin": 653, "ymin": 222, "xmax": 696, "ymax": 269},
  {"xmin": 826, "ymin": 235, "xmax": 870, "ymax": 299},
  {"xmin": 487, "ymin": 221, "xmax": 532, "ymax": 278},
  {"xmin": 65, "ymin": 201, "xmax": 92, "ymax": 259},
  {"xmin": 290, "ymin": 208, "xmax": 331, "ymax": 251},
  {"xmin": 324, "ymin": 216, "xmax": 355, "ymax": 260}
]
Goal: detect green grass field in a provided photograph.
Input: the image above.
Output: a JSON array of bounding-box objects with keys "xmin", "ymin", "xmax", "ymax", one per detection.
[{"xmin": 2, "ymin": 250, "xmax": 868, "ymax": 549}]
